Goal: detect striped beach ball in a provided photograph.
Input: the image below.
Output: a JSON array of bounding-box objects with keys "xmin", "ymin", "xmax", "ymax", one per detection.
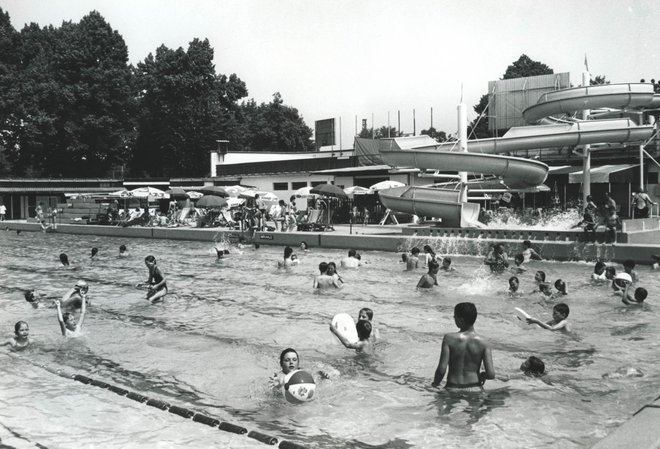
[{"xmin": 283, "ymin": 370, "xmax": 316, "ymax": 403}]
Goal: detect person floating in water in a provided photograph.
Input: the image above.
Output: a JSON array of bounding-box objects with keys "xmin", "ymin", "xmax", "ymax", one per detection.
[
  {"xmin": 1, "ymin": 321, "xmax": 31, "ymax": 350},
  {"xmin": 24, "ymin": 289, "xmax": 56, "ymax": 309},
  {"xmin": 432, "ymin": 302, "xmax": 495, "ymax": 391},
  {"xmin": 90, "ymin": 247, "xmax": 98, "ymax": 259},
  {"xmin": 59, "ymin": 253, "xmax": 70, "ymax": 266},
  {"xmin": 55, "ymin": 298, "xmax": 86, "ymax": 337}
]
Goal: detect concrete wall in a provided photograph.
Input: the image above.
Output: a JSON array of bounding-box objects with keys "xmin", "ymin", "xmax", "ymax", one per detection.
[{"xmin": 3, "ymin": 222, "xmax": 659, "ymax": 265}]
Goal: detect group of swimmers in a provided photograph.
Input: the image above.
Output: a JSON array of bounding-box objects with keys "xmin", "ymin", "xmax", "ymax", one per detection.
[
  {"xmin": 4, "ymin": 234, "xmax": 654, "ymax": 396},
  {"xmin": 3, "ymin": 244, "xmax": 167, "ymax": 351}
]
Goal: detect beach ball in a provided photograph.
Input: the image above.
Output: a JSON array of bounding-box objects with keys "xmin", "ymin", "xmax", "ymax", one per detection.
[{"xmin": 283, "ymin": 370, "xmax": 316, "ymax": 403}]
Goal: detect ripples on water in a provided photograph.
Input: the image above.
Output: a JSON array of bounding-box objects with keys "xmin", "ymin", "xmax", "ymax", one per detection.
[{"xmin": 0, "ymin": 230, "xmax": 659, "ymax": 448}]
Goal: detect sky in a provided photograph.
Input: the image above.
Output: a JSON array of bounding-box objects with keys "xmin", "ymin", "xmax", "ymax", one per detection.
[{"xmin": 2, "ymin": 0, "xmax": 660, "ymax": 149}]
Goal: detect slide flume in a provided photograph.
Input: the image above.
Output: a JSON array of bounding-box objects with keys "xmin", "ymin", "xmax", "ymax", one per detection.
[{"xmin": 378, "ymin": 83, "xmax": 657, "ymax": 227}]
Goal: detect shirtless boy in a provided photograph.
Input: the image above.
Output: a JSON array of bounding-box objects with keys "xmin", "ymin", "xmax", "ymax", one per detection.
[
  {"xmin": 313, "ymin": 262, "xmax": 341, "ymax": 289},
  {"xmin": 432, "ymin": 302, "xmax": 495, "ymax": 391}
]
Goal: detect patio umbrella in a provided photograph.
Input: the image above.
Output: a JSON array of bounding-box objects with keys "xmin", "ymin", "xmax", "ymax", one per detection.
[
  {"xmin": 196, "ymin": 196, "xmax": 228, "ymax": 209},
  {"xmin": 199, "ymin": 186, "xmax": 229, "ymax": 197},
  {"xmin": 165, "ymin": 187, "xmax": 188, "ymax": 200},
  {"xmin": 109, "ymin": 189, "xmax": 132, "ymax": 198},
  {"xmin": 294, "ymin": 186, "xmax": 317, "ymax": 198},
  {"xmin": 129, "ymin": 187, "xmax": 169, "ymax": 200},
  {"xmin": 369, "ymin": 180, "xmax": 406, "ymax": 192},
  {"xmin": 344, "ymin": 186, "xmax": 371, "ymax": 196},
  {"xmin": 224, "ymin": 185, "xmax": 249, "ymax": 197},
  {"xmin": 186, "ymin": 191, "xmax": 204, "ymax": 200},
  {"xmin": 310, "ymin": 184, "xmax": 347, "ymax": 230},
  {"xmin": 310, "ymin": 184, "xmax": 348, "ymax": 199}
]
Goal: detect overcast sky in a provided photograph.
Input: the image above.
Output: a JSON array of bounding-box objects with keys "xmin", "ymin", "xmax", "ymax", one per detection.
[{"xmin": 3, "ymin": 0, "xmax": 660, "ymax": 149}]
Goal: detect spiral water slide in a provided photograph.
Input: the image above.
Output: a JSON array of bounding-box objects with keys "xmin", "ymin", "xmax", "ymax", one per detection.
[{"xmin": 379, "ymin": 83, "xmax": 658, "ymax": 227}]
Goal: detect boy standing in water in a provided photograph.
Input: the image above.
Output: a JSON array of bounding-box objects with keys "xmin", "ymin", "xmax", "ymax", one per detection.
[{"xmin": 432, "ymin": 302, "xmax": 495, "ymax": 391}]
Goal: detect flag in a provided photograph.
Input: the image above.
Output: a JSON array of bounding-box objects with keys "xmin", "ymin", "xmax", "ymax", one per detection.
[{"xmin": 584, "ymin": 53, "xmax": 589, "ymax": 72}]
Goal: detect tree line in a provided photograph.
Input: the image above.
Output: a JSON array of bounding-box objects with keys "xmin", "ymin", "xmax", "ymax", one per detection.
[{"xmin": 0, "ymin": 9, "xmax": 314, "ymax": 178}]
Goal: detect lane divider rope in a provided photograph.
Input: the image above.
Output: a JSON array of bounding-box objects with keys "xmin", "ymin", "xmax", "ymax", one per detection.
[{"xmin": 25, "ymin": 357, "xmax": 306, "ymax": 449}]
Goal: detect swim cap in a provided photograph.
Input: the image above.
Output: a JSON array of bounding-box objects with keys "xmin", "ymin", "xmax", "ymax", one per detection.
[{"xmin": 75, "ymin": 280, "xmax": 88, "ymax": 288}]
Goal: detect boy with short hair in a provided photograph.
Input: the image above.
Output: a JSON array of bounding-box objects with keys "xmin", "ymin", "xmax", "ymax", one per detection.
[
  {"xmin": 432, "ymin": 302, "xmax": 495, "ymax": 390},
  {"xmin": 526, "ymin": 303, "xmax": 570, "ymax": 332}
]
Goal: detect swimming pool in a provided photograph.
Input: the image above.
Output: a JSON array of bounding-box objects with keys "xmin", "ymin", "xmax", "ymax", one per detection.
[{"xmin": 1, "ymin": 230, "xmax": 659, "ymax": 448}]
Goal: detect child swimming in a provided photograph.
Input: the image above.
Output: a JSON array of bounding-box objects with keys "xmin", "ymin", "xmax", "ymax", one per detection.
[
  {"xmin": 1, "ymin": 321, "xmax": 31, "ymax": 350},
  {"xmin": 508, "ymin": 276, "xmax": 521, "ymax": 297},
  {"xmin": 268, "ymin": 348, "xmax": 300, "ymax": 389},
  {"xmin": 329, "ymin": 319, "xmax": 372, "ymax": 353},
  {"xmin": 520, "ymin": 356, "xmax": 545, "ymax": 376},
  {"xmin": 552, "ymin": 279, "xmax": 567, "ymax": 298},
  {"xmin": 526, "ymin": 303, "xmax": 570, "ymax": 332}
]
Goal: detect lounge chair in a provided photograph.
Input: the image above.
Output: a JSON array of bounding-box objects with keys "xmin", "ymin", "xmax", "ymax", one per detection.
[{"xmin": 297, "ymin": 209, "xmax": 332, "ymax": 232}]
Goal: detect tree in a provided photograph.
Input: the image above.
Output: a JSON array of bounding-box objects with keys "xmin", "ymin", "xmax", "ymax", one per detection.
[
  {"xmin": 133, "ymin": 38, "xmax": 248, "ymax": 176},
  {"xmin": 420, "ymin": 126, "xmax": 450, "ymax": 142},
  {"xmin": 590, "ymin": 75, "xmax": 609, "ymax": 85},
  {"xmin": 0, "ymin": 10, "xmax": 135, "ymax": 176},
  {"xmin": 469, "ymin": 54, "xmax": 554, "ymax": 139},
  {"xmin": 231, "ymin": 92, "xmax": 314, "ymax": 152},
  {"xmin": 502, "ymin": 54, "xmax": 553, "ymax": 80},
  {"xmin": 0, "ymin": 8, "xmax": 20, "ymax": 175}
]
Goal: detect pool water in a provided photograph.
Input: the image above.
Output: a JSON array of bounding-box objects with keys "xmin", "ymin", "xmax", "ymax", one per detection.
[{"xmin": 1, "ymin": 231, "xmax": 659, "ymax": 448}]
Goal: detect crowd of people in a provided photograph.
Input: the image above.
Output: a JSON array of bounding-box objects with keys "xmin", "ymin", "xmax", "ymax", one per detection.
[{"xmin": 3, "ymin": 228, "xmax": 656, "ymax": 404}]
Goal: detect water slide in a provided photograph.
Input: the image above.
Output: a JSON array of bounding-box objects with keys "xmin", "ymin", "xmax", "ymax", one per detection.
[{"xmin": 378, "ymin": 83, "xmax": 658, "ymax": 227}]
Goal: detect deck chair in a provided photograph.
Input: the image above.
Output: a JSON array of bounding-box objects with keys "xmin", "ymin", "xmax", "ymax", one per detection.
[
  {"xmin": 297, "ymin": 209, "xmax": 323, "ymax": 231},
  {"xmin": 219, "ymin": 209, "xmax": 238, "ymax": 228}
]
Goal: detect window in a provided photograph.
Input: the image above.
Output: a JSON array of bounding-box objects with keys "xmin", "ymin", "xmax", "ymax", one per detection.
[
  {"xmin": 273, "ymin": 182, "xmax": 289, "ymax": 191},
  {"xmin": 311, "ymin": 181, "xmax": 329, "ymax": 187},
  {"xmin": 291, "ymin": 181, "xmax": 308, "ymax": 190}
]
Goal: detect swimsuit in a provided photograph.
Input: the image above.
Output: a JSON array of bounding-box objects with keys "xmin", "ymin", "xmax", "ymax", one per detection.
[{"xmin": 445, "ymin": 382, "xmax": 484, "ymax": 393}]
